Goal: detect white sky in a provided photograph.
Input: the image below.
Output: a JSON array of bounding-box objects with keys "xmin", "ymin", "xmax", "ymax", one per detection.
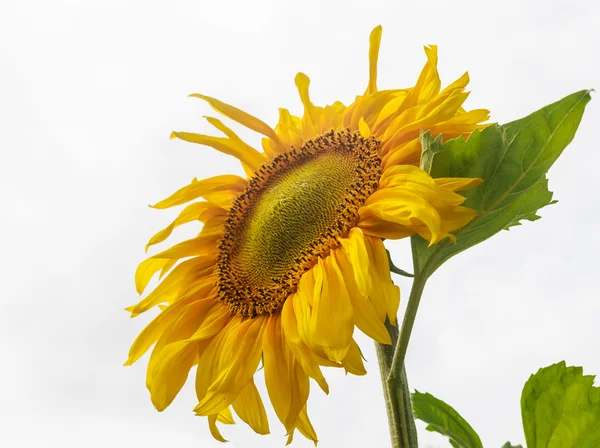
[{"xmin": 1, "ymin": 1, "xmax": 598, "ymax": 447}]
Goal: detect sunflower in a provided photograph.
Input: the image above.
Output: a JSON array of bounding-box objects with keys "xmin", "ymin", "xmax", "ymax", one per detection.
[{"xmin": 125, "ymin": 26, "xmax": 489, "ymax": 444}]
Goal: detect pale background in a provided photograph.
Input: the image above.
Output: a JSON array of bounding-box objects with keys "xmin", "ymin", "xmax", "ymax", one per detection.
[{"xmin": 1, "ymin": 0, "xmax": 598, "ymax": 447}]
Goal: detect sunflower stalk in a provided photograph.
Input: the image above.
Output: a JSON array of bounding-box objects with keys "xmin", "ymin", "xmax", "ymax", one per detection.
[
  {"xmin": 376, "ymin": 321, "xmax": 419, "ymax": 448},
  {"xmin": 377, "ymin": 237, "xmax": 433, "ymax": 447}
]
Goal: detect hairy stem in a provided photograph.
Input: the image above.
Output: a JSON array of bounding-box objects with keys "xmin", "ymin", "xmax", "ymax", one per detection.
[
  {"xmin": 376, "ymin": 320, "xmax": 419, "ymax": 448},
  {"xmin": 377, "ymin": 237, "xmax": 431, "ymax": 447}
]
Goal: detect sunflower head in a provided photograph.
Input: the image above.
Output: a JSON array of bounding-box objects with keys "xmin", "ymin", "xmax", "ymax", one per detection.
[
  {"xmin": 126, "ymin": 25, "xmax": 488, "ymax": 444},
  {"xmin": 218, "ymin": 128, "xmax": 382, "ymax": 318}
]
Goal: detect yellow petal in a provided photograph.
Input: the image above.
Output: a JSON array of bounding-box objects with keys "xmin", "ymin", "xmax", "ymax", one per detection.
[
  {"xmin": 364, "ymin": 235, "xmax": 400, "ymax": 325},
  {"xmin": 434, "ymin": 177, "xmax": 483, "ymax": 192},
  {"xmin": 282, "ymin": 297, "xmax": 331, "ymax": 393},
  {"xmin": 146, "ymin": 298, "xmax": 220, "ymax": 390},
  {"xmin": 360, "ymin": 190, "xmax": 442, "ymax": 242},
  {"xmin": 205, "ymin": 115, "xmax": 279, "ymax": 159},
  {"xmin": 208, "ymin": 414, "xmax": 228, "ymax": 443},
  {"xmin": 372, "ymin": 92, "xmax": 409, "ymax": 134},
  {"xmin": 352, "ymin": 90, "xmax": 405, "ymax": 131},
  {"xmin": 359, "ymin": 165, "xmax": 480, "ymax": 244},
  {"xmin": 134, "ymin": 258, "xmax": 174, "ymax": 295},
  {"xmin": 146, "ymin": 233, "xmax": 220, "ymax": 261},
  {"xmin": 149, "ymin": 339, "xmax": 200, "ymax": 411},
  {"xmin": 320, "ymin": 101, "xmax": 346, "ymax": 131},
  {"xmin": 151, "ymin": 174, "xmax": 246, "ymax": 209},
  {"xmin": 332, "ymin": 249, "xmax": 391, "ymax": 344},
  {"xmin": 134, "ymin": 235, "xmax": 219, "ymax": 294},
  {"xmin": 232, "ymin": 381, "xmax": 270, "ymax": 435},
  {"xmin": 162, "ymin": 298, "xmax": 215, "ymax": 345},
  {"xmin": 339, "ymin": 227, "xmax": 372, "ymax": 295},
  {"xmin": 291, "ymin": 284, "xmax": 313, "ymax": 348},
  {"xmin": 189, "ymin": 302, "xmax": 230, "ymax": 341},
  {"xmin": 285, "ymin": 360, "xmax": 310, "ymax": 432},
  {"xmin": 194, "ymin": 317, "xmax": 266, "ymax": 415},
  {"xmin": 263, "ymin": 315, "xmax": 310, "ymax": 436},
  {"xmin": 309, "ymin": 257, "xmax": 353, "ymax": 362},
  {"xmin": 216, "ymin": 407, "xmax": 235, "ymax": 425},
  {"xmin": 145, "ymin": 202, "xmax": 227, "ymax": 251},
  {"xmin": 171, "ymin": 131, "xmax": 266, "ymax": 176},
  {"xmin": 195, "ymin": 317, "xmax": 240, "ymax": 403},
  {"xmin": 379, "ymin": 165, "xmax": 466, "ymax": 207},
  {"xmin": 366, "ymin": 25, "xmax": 382, "ymax": 95},
  {"xmin": 341, "ymin": 339, "xmax": 367, "ymax": 375},
  {"xmin": 358, "ymin": 117, "xmax": 372, "ymax": 138},
  {"xmin": 295, "ymin": 407, "xmax": 318, "ymax": 446},
  {"xmin": 124, "ymin": 294, "xmax": 202, "ymax": 366},
  {"xmin": 295, "ymin": 72, "xmax": 323, "ymax": 138},
  {"xmin": 263, "ymin": 315, "xmax": 292, "ymax": 427},
  {"xmin": 189, "ymin": 93, "xmax": 282, "ymax": 149},
  {"xmin": 402, "ymin": 45, "xmax": 441, "ymax": 110}
]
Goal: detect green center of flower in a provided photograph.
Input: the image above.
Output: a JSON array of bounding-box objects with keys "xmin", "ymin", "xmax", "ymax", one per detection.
[{"xmin": 217, "ymin": 129, "xmax": 381, "ymax": 317}]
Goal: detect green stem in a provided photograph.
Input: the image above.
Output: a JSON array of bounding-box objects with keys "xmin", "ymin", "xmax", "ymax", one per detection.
[
  {"xmin": 388, "ymin": 274, "xmax": 428, "ymax": 382},
  {"xmin": 377, "ymin": 237, "xmax": 431, "ymax": 447},
  {"xmin": 376, "ymin": 321, "xmax": 418, "ymax": 448}
]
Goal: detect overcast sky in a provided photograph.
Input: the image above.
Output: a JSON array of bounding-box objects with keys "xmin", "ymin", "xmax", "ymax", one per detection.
[{"xmin": 2, "ymin": 1, "xmax": 598, "ymax": 447}]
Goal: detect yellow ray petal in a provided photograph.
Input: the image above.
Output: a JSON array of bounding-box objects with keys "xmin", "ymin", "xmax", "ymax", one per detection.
[
  {"xmin": 232, "ymin": 381, "xmax": 270, "ymax": 435},
  {"xmin": 332, "ymin": 249, "xmax": 391, "ymax": 344},
  {"xmin": 171, "ymin": 131, "xmax": 266, "ymax": 176},
  {"xmin": 295, "ymin": 407, "xmax": 318, "ymax": 446},
  {"xmin": 146, "ymin": 299, "xmax": 219, "ymax": 389},
  {"xmin": 145, "ymin": 202, "xmax": 227, "ymax": 251},
  {"xmin": 281, "ymin": 298, "xmax": 330, "ymax": 393},
  {"xmin": 189, "ymin": 302, "xmax": 230, "ymax": 341},
  {"xmin": 352, "ymin": 90, "xmax": 406, "ymax": 130},
  {"xmin": 359, "ymin": 165, "xmax": 480, "ymax": 244},
  {"xmin": 366, "ymin": 25, "xmax": 382, "ymax": 95},
  {"xmin": 151, "ymin": 174, "xmax": 246, "ymax": 209},
  {"xmin": 134, "ymin": 234, "xmax": 219, "ymax": 294},
  {"xmin": 360, "ymin": 190, "xmax": 442, "ymax": 242},
  {"xmin": 341, "ymin": 339, "xmax": 367, "ymax": 375},
  {"xmin": 162, "ymin": 299, "xmax": 222, "ymax": 345},
  {"xmin": 263, "ymin": 315, "xmax": 310, "ymax": 437},
  {"xmin": 402, "ymin": 45, "xmax": 441, "ymax": 110},
  {"xmin": 434, "ymin": 177, "xmax": 483, "ymax": 192},
  {"xmin": 285, "ymin": 360, "xmax": 310, "ymax": 432},
  {"xmin": 339, "ymin": 227, "xmax": 372, "ymax": 295},
  {"xmin": 364, "ymin": 235, "xmax": 400, "ymax": 325},
  {"xmin": 205, "ymin": 114, "xmax": 280, "ymax": 159},
  {"xmin": 295, "ymin": 72, "xmax": 323, "ymax": 138},
  {"xmin": 124, "ymin": 294, "xmax": 202, "ymax": 366},
  {"xmin": 358, "ymin": 117, "xmax": 371, "ymax": 138},
  {"xmin": 216, "ymin": 407, "xmax": 235, "ymax": 425},
  {"xmin": 371, "ymin": 92, "xmax": 409, "ymax": 134},
  {"xmin": 189, "ymin": 93, "xmax": 283, "ymax": 149},
  {"xmin": 208, "ymin": 414, "xmax": 228, "ymax": 443},
  {"xmin": 195, "ymin": 317, "xmax": 240, "ymax": 403},
  {"xmin": 149, "ymin": 339, "xmax": 200, "ymax": 411},
  {"xmin": 263, "ymin": 315, "xmax": 293, "ymax": 429},
  {"xmin": 320, "ymin": 101, "xmax": 346, "ymax": 131},
  {"xmin": 309, "ymin": 257, "xmax": 354, "ymax": 362},
  {"xmin": 378, "ymin": 165, "xmax": 467, "ymax": 207},
  {"xmin": 194, "ymin": 317, "xmax": 266, "ymax": 415}
]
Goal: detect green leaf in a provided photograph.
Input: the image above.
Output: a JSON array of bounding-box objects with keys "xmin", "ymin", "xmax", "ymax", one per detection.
[
  {"xmin": 521, "ymin": 361, "xmax": 600, "ymax": 448},
  {"xmin": 412, "ymin": 390, "xmax": 483, "ymax": 448},
  {"xmin": 413, "ymin": 90, "xmax": 591, "ymax": 277},
  {"xmin": 501, "ymin": 443, "xmax": 523, "ymax": 448}
]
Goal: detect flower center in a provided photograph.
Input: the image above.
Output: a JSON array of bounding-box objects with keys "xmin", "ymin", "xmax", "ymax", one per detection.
[{"xmin": 217, "ymin": 129, "xmax": 381, "ymax": 317}]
